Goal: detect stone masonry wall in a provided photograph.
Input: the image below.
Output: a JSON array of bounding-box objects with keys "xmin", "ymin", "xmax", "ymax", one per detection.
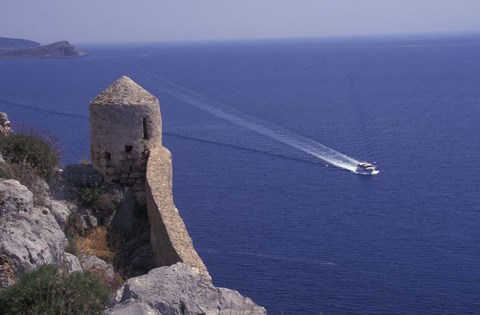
[
  {"xmin": 145, "ymin": 146, "xmax": 210, "ymax": 280},
  {"xmin": 91, "ymin": 147, "xmax": 147, "ymax": 201},
  {"xmin": 90, "ymin": 104, "xmax": 162, "ymax": 205},
  {"xmin": 90, "ymin": 76, "xmax": 209, "ymax": 280}
]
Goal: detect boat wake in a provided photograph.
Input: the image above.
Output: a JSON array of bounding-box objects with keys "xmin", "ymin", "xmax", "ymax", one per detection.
[{"xmin": 133, "ymin": 70, "xmax": 368, "ymax": 174}]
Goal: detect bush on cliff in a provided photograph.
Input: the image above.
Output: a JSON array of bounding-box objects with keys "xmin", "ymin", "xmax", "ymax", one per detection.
[
  {"xmin": 78, "ymin": 185, "xmax": 116, "ymax": 224},
  {"xmin": 0, "ymin": 129, "xmax": 59, "ymax": 183},
  {"xmin": 0, "ymin": 265, "xmax": 108, "ymax": 315}
]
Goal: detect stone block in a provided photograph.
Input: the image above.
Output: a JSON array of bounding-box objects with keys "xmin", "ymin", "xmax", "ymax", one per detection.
[
  {"xmin": 107, "ymin": 167, "xmax": 115, "ymax": 175},
  {"xmin": 133, "ymin": 183, "xmax": 145, "ymax": 191},
  {"xmin": 129, "ymin": 172, "xmax": 142, "ymax": 179},
  {"xmin": 135, "ymin": 191, "xmax": 146, "ymax": 203},
  {"xmin": 134, "ymin": 160, "xmax": 145, "ymax": 167},
  {"xmin": 120, "ymin": 160, "xmax": 133, "ymax": 167},
  {"xmin": 121, "ymin": 173, "xmax": 129, "ymax": 179},
  {"xmin": 132, "ymin": 166, "xmax": 145, "ymax": 172}
]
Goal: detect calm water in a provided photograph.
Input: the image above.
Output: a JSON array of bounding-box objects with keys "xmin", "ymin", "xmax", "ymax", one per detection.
[{"xmin": 1, "ymin": 35, "xmax": 480, "ymax": 314}]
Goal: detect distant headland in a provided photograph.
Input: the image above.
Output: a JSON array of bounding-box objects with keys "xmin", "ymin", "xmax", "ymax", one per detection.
[{"xmin": 0, "ymin": 36, "xmax": 86, "ymax": 58}]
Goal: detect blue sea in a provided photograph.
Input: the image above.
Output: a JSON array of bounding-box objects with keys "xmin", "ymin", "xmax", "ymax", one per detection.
[{"xmin": 1, "ymin": 34, "xmax": 480, "ymax": 314}]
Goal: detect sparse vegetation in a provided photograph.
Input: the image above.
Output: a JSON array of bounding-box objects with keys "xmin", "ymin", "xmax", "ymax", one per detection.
[
  {"xmin": 64, "ymin": 213, "xmax": 84, "ymax": 256},
  {"xmin": 0, "ymin": 159, "xmax": 48, "ymax": 205},
  {"xmin": 77, "ymin": 185, "xmax": 116, "ymax": 224},
  {"xmin": 0, "ymin": 128, "xmax": 60, "ymax": 183},
  {"xmin": 0, "ymin": 127, "xmax": 60, "ymax": 205},
  {"xmin": 76, "ymin": 226, "xmax": 115, "ymax": 263},
  {"xmin": 0, "ymin": 265, "xmax": 108, "ymax": 315}
]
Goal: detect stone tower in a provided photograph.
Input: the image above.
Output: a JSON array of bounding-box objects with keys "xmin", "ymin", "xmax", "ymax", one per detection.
[{"xmin": 90, "ymin": 76, "xmax": 162, "ymax": 204}]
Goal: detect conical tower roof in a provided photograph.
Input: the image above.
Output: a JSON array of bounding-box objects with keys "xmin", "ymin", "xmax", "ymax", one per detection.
[{"xmin": 90, "ymin": 76, "xmax": 158, "ymax": 106}]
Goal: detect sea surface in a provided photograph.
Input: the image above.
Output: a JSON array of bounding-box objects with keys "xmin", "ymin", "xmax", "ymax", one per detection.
[{"xmin": 1, "ymin": 34, "xmax": 480, "ymax": 314}]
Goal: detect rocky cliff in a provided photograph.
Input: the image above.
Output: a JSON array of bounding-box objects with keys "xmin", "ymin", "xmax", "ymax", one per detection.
[
  {"xmin": 0, "ymin": 40, "xmax": 86, "ymax": 58},
  {"xmin": 0, "ymin": 111, "xmax": 266, "ymax": 314},
  {"xmin": 106, "ymin": 263, "xmax": 266, "ymax": 315},
  {"xmin": 0, "ymin": 178, "xmax": 266, "ymax": 314}
]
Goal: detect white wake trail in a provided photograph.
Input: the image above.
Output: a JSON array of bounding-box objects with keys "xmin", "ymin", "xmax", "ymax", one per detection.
[{"xmin": 136, "ymin": 71, "xmax": 361, "ymax": 172}]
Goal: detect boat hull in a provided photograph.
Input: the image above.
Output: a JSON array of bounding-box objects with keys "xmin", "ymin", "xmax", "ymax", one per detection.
[{"xmin": 355, "ymin": 168, "xmax": 379, "ymax": 175}]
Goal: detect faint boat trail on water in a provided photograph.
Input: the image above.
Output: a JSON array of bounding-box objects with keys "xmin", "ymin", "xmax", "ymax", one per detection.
[{"xmin": 133, "ymin": 69, "xmax": 361, "ymax": 173}]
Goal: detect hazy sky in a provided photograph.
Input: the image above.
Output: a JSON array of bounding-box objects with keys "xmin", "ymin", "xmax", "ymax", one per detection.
[{"xmin": 1, "ymin": 0, "xmax": 480, "ymax": 44}]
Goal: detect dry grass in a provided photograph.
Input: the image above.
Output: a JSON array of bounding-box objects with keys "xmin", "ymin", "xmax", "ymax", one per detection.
[
  {"xmin": 75, "ymin": 226, "xmax": 125, "ymax": 295},
  {"xmin": 0, "ymin": 253, "xmax": 17, "ymax": 288},
  {"xmin": 76, "ymin": 226, "xmax": 115, "ymax": 263}
]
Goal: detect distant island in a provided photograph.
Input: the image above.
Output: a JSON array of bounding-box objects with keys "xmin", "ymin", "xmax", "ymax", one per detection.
[
  {"xmin": 0, "ymin": 37, "xmax": 86, "ymax": 58},
  {"xmin": 0, "ymin": 36, "xmax": 40, "ymax": 49}
]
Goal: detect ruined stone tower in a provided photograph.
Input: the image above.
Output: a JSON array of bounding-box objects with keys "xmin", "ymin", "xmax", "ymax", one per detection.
[
  {"xmin": 89, "ymin": 76, "xmax": 162, "ymax": 204},
  {"xmin": 90, "ymin": 76, "xmax": 209, "ymax": 279}
]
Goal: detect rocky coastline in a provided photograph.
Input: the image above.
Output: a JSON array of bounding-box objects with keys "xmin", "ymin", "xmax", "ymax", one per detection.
[
  {"xmin": 0, "ymin": 97, "xmax": 265, "ymax": 314},
  {"xmin": 0, "ymin": 40, "xmax": 86, "ymax": 58}
]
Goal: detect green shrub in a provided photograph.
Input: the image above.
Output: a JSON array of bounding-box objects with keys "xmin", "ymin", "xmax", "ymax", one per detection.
[
  {"xmin": 78, "ymin": 185, "xmax": 104, "ymax": 209},
  {"xmin": 65, "ymin": 213, "xmax": 84, "ymax": 237},
  {"xmin": 64, "ymin": 213, "xmax": 83, "ymax": 256},
  {"xmin": 0, "ymin": 165, "xmax": 11, "ymax": 179},
  {"xmin": 0, "ymin": 130, "xmax": 60, "ymax": 182},
  {"xmin": 0, "ymin": 265, "xmax": 108, "ymax": 315},
  {"xmin": 78, "ymin": 186, "xmax": 116, "ymax": 224}
]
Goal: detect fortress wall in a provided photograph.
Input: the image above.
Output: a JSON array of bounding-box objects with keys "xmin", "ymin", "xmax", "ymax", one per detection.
[
  {"xmin": 90, "ymin": 106, "xmax": 147, "ymax": 198},
  {"xmin": 145, "ymin": 146, "xmax": 210, "ymax": 280},
  {"xmin": 89, "ymin": 76, "xmax": 162, "ymax": 205},
  {"xmin": 90, "ymin": 76, "xmax": 209, "ymax": 280},
  {"xmin": 90, "ymin": 104, "xmax": 162, "ymax": 204}
]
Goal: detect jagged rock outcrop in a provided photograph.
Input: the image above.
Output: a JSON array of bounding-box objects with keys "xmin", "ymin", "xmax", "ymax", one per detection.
[
  {"xmin": 80, "ymin": 255, "xmax": 115, "ymax": 284},
  {"xmin": 0, "ymin": 112, "xmax": 12, "ymax": 137},
  {"xmin": 64, "ymin": 253, "xmax": 82, "ymax": 272},
  {"xmin": 0, "ymin": 75, "xmax": 268, "ymax": 311},
  {"xmin": 0, "ymin": 40, "xmax": 86, "ymax": 59},
  {"xmin": 105, "ymin": 263, "xmax": 266, "ymax": 315},
  {"xmin": 0, "ymin": 180, "xmax": 68, "ymax": 286}
]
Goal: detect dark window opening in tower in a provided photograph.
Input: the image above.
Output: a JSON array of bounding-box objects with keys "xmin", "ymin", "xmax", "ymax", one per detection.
[
  {"xmin": 142, "ymin": 117, "xmax": 149, "ymax": 140},
  {"xmin": 125, "ymin": 145, "xmax": 133, "ymax": 153},
  {"xmin": 105, "ymin": 152, "xmax": 111, "ymax": 160}
]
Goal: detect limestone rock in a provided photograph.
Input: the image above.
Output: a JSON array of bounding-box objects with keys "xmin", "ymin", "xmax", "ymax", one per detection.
[
  {"xmin": 64, "ymin": 253, "xmax": 82, "ymax": 272},
  {"xmin": 105, "ymin": 263, "xmax": 266, "ymax": 315},
  {"xmin": 0, "ymin": 180, "xmax": 67, "ymax": 280},
  {"xmin": 46, "ymin": 198, "xmax": 72, "ymax": 229},
  {"xmin": 80, "ymin": 255, "xmax": 115, "ymax": 284},
  {"xmin": 0, "ymin": 112, "xmax": 12, "ymax": 137},
  {"xmin": 106, "ymin": 301, "xmax": 160, "ymax": 315}
]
